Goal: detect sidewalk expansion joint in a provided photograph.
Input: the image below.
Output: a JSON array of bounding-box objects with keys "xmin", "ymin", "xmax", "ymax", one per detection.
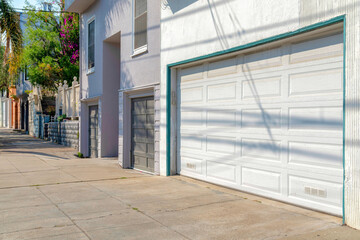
[{"xmin": 0, "ymin": 176, "xmax": 150, "ymax": 190}]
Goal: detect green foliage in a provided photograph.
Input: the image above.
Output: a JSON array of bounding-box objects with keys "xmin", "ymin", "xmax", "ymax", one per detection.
[
  {"xmin": 10, "ymin": 94, "xmax": 18, "ymax": 100},
  {"xmin": 57, "ymin": 114, "xmax": 66, "ymax": 122},
  {"xmin": 22, "ymin": 0, "xmax": 79, "ymax": 91},
  {"xmin": 0, "ymin": 46, "xmax": 9, "ymax": 91},
  {"xmin": 77, "ymin": 152, "xmax": 84, "ymax": 158},
  {"xmin": 0, "ymin": 0, "xmax": 22, "ymax": 90}
]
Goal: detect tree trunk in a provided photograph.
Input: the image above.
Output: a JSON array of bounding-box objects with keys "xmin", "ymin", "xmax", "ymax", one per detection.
[{"xmin": 3, "ymin": 34, "xmax": 10, "ymax": 67}]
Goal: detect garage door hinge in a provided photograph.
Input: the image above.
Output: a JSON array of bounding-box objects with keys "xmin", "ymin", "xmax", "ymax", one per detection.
[{"xmin": 171, "ymin": 91, "xmax": 176, "ymax": 105}]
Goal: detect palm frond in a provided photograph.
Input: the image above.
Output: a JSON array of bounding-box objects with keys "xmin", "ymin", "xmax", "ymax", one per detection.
[{"xmin": 0, "ymin": 0, "xmax": 23, "ymax": 64}]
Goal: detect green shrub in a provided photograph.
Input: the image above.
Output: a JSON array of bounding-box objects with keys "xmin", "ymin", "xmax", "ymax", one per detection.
[{"xmin": 57, "ymin": 114, "xmax": 66, "ymax": 122}]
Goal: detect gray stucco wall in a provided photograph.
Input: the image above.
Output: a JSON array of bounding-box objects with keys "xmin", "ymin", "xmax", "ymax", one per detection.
[
  {"xmin": 78, "ymin": 0, "xmax": 160, "ymax": 159},
  {"xmin": 79, "ymin": 0, "xmax": 160, "ymax": 100}
]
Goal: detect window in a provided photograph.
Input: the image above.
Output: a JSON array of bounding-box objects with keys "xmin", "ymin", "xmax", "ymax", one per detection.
[
  {"xmin": 24, "ymin": 66, "xmax": 29, "ymax": 81},
  {"xmin": 133, "ymin": 0, "xmax": 147, "ymax": 52},
  {"xmin": 43, "ymin": 3, "xmax": 52, "ymax": 11},
  {"xmin": 88, "ymin": 19, "xmax": 95, "ymax": 72}
]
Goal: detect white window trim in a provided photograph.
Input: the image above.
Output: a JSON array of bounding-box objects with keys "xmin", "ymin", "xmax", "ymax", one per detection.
[
  {"xmin": 87, "ymin": 16, "xmax": 96, "ymax": 75},
  {"xmin": 132, "ymin": 0, "xmax": 148, "ymax": 57},
  {"xmin": 131, "ymin": 44, "xmax": 148, "ymax": 57}
]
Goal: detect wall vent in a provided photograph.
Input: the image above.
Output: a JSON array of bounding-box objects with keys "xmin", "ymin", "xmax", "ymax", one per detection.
[
  {"xmin": 186, "ymin": 163, "xmax": 196, "ymax": 170},
  {"xmin": 304, "ymin": 186, "xmax": 327, "ymax": 198}
]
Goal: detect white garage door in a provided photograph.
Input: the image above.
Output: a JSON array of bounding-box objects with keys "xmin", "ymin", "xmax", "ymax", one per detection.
[{"xmin": 177, "ymin": 32, "xmax": 343, "ymax": 215}]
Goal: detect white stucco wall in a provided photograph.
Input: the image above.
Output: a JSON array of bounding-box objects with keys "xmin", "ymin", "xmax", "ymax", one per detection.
[{"xmin": 160, "ymin": 0, "xmax": 360, "ymax": 229}]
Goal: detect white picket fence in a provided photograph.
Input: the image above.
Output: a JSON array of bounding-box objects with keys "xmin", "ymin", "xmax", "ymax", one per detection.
[
  {"xmin": 55, "ymin": 77, "xmax": 80, "ymax": 119},
  {"xmin": 0, "ymin": 96, "xmax": 11, "ymax": 128}
]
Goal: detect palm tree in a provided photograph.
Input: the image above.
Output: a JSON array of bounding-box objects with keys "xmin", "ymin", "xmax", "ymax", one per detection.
[{"xmin": 0, "ymin": 0, "xmax": 22, "ymax": 89}]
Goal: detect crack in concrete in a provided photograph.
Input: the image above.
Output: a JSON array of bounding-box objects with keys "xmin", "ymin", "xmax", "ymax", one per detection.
[
  {"xmin": 0, "ymin": 203, "xmax": 55, "ymax": 212},
  {"xmin": 72, "ymin": 213, "xmax": 116, "ymax": 222},
  {"xmin": 0, "ymin": 223, "xmax": 74, "ymax": 236},
  {"xmin": 161, "ymin": 198, "xmax": 243, "ymax": 213},
  {"xmin": 0, "ymin": 168, "xmax": 59, "ymax": 175},
  {"xmin": 0, "ymin": 175, "xmax": 150, "ymax": 190}
]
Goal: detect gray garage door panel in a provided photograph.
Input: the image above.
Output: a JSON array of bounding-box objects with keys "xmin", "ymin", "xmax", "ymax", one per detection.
[
  {"xmin": 132, "ymin": 97, "xmax": 155, "ymax": 172},
  {"xmin": 89, "ymin": 105, "xmax": 99, "ymax": 158}
]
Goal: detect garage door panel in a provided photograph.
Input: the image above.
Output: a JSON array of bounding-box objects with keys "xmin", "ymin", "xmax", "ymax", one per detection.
[
  {"xmin": 181, "ymin": 156, "xmax": 203, "ymax": 174},
  {"xmin": 238, "ymin": 158, "xmax": 343, "ymax": 178},
  {"xmin": 243, "ymin": 47, "xmax": 283, "ymax": 71},
  {"xmin": 178, "ymin": 32, "xmax": 344, "ymax": 215},
  {"xmin": 180, "ymin": 134, "xmax": 203, "ymax": 150},
  {"xmin": 287, "ymin": 56, "xmax": 342, "ymax": 71},
  {"xmin": 207, "ymin": 82, "xmax": 237, "ymax": 101},
  {"xmin": 206, "ymin": 110, "xmax": 237, "ymax": 128},
  {"xmin": 241, "ymin": 108, "xmax": 282, "ymax": 129},
  {"xmin": 181, "ymin": 111, "xmax": 203, "ymax": 128},
  {"xmin": 288, "ymin": 175, "xmax": 342, "ymax": 207},
  {"xmin": 206, "ymin": 136, "xmax": 237, "ymax": 154},
  {"xmin": 290, "ymin": 34, "xmax": 343, "ymax": 64},
  {"xmin": 223, "ymin": 58, "xmax": 342, "ymax": 90},
  {"xmin": 208, "ymin": 57, "xmax": 238, "ymax": 77},
  {"xmin": 206, "ymin": 161, "xmax": 237, "ymax": 183},
  {"xmin": 288, "ymin": 141, "xmax": 343, "ymax": 168},
  {"xmin": 241, "ymin": 167, "xmax": 281, "ymax": 194},
  {"xmin": 242, "ymin": 76, "xmax": 282, "ymax": 99},
  {"xmin": 241, "ymin": 138, "xmax": 281, "ymax": 161},
  {"xmin": 288, "ymin": 106, "xmax": 342, "ymax": 131},
  {"xmin": 289, "ymin": 68, "xmax": 343, "ymax": 96},
  {"xmin": 181, "ymin": 87, "xmax": 203, "ymax": 103},
  {"xmin": 180, "ymin": 64, "xmax": 204, "ymax": 82}
]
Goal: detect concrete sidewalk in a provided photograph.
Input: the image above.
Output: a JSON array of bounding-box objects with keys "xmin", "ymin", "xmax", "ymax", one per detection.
[{"xmin": 0, "ymin": 128, "xmax": 359, "ymax": 240}]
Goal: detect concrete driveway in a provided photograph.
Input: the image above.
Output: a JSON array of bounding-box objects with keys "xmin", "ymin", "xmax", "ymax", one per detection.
[{"xmin": 0, "ymin": 128, "xmax": 359, "ymax": 240}]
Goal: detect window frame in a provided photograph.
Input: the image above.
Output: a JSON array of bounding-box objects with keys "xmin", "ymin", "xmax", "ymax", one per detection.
[
  {"xmin": 132, "ymin": 0, "xmax": 148, "ymax": 57},
  {"xmin": 87, "ymin": 16, "xmax": 96, "ymax": 75}
]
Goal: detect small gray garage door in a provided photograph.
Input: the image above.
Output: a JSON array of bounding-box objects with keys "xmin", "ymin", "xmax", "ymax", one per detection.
[
  {"xmin": 89, "ymin": 105, "xmax": 99, "ymax": 158},
  {"xmin": 177, "ymin": 31, "xmax": 344, "ymax": 215},
  {"xmin": 131, "ymin": 97, "xmax": 155, "ymax": 172}
]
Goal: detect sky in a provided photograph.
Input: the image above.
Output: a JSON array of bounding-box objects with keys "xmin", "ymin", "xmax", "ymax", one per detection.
[{"xmin": 11, "ymin": 0, "xmax": 38, "ymax": 10}]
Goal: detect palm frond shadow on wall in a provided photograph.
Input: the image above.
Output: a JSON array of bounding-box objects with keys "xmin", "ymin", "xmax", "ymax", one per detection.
[{"xmin": 162, "ymin": 0, "xmax": 198, "ymax": 14}]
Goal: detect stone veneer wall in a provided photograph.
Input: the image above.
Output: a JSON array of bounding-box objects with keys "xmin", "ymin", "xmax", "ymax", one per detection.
[{"xmin": 48, "ymin": 121, "xmax": 79, "ymax": 149}]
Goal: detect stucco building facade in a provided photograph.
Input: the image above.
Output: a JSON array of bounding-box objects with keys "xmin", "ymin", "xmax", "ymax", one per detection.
[
  {"xmin": 65, "ymin": 0, "xmax": 360, "ymax": 230},
  {"xmin": 159, "ymin": 0, "xmax": 360, "ymax": 230},
  {"xmin": 66, "ymin": 0, "xmax": 161, "ymax": 173}
]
